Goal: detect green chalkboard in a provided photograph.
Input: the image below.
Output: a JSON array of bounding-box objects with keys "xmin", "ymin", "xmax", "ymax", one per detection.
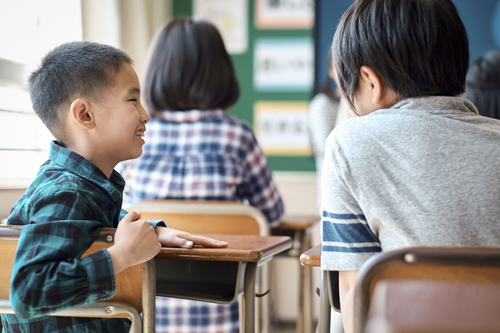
[{"xmin": 172, "ymin": 0, "xmax": 315, "ymax": 172}]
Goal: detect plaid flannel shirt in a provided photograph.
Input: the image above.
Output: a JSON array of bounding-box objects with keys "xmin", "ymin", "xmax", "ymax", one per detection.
[
  {"xmin": 2, "ymin": 141, "xmax": 165, "ymax": 333},
  {"xmin": 118, "ymin": 109, "xmax": 284, "ymax": 333}
]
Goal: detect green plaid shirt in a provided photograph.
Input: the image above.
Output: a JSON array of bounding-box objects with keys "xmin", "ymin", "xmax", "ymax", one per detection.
[{"xmin": 1, "ymin": 141, "xmax": 165, "ymax": 332}]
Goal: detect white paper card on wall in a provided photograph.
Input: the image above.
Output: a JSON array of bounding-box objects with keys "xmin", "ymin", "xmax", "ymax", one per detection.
[
  {"xmin": 254, "ymin": 101, "xmax": 312, "ymax": 156},
  {"xmin": 193, "ymin": 0, "xmax": 248, "ymax": 54},
  {"xmin": 253, "ymin": 38, "xmax": 314, "ymax": 91},
  {"xmin": 254, "ymin": 0, "xmax": 314, "ymax": 29}
]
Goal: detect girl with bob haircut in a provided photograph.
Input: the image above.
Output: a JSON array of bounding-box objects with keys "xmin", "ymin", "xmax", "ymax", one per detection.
[{"xmin": 119, "ymin": 17, "xmax": 283, "ymax": 333}]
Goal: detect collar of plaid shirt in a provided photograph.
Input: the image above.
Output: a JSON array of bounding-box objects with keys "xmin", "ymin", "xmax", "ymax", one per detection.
[{"xmin": 49, "ymin": 140, "xmax": 125, "ymax": 203}]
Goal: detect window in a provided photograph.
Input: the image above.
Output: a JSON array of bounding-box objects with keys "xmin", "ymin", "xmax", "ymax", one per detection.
[{"xmin": 0, "ymin": 0, "xmax": 82, "ymax": 188}]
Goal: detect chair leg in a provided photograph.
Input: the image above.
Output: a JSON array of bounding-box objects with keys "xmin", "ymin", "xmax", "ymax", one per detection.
[{"xmin": 318, "ymin": 271, "xmax": 331, "ymax": 333}]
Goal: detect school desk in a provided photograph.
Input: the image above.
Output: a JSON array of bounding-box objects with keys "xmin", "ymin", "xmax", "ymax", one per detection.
[
  {"xmin": 273, "ymin": 215, "xmax": 319, "ymax": 333},
  {"xmin": 155, "ymin": 234, "xmax": 292, "ymax": 333},
  {"xmin": 299, "ymin": 244, "xmax": 334, "ymax": 333}
]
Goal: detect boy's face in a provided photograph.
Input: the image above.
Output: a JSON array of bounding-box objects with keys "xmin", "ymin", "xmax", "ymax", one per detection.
[{"xmin": 92, "ymin": 63, "xmax": 150, "ymax": 166}]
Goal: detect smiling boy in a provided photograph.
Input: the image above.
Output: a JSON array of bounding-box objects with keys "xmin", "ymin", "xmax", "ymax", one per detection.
[
  {"xmin": 320, "ymin": 1, "xmax": 500, "ymax": 332},
  {"xmin": 1, "ymin": 41, "xmax": 227, "ymax": 332}
]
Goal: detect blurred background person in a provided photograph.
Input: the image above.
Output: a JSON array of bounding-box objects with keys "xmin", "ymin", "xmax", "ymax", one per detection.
[{"xmin": 464, "ymin": 49, "xmax": 500, "ymax": 119}]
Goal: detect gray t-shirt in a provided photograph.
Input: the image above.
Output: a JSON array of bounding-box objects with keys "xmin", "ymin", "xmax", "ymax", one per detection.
[{"xmin": 321, "ymin": 96, "xmax": 500, "ymax": 271}]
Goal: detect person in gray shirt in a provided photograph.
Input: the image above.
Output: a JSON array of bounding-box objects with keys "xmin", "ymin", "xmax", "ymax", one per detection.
[{"xmin": 320, "ymin": 1, "xmax": 500, "ymax": 332}]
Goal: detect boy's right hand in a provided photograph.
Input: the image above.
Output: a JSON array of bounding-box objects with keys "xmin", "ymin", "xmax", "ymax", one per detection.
[{"xmin": 107, "ymin": 211, "xmax": 161, "ymax": 274}]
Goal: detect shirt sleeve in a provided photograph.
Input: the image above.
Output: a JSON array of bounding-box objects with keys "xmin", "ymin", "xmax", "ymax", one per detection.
[
  {"xmin": 239, "ymin": 131, "xmax": 284, "ymax": 227},
  {"xmin": 320, "ymin": 133, "xmax": 381, "ymax": 271},
  {"xmin": 119, "ymin": 208, "xmax": 167, "ymax": 229},
  {"xmin": 9, "ymin": 190, "xmax": 116, "ymax": 319}
]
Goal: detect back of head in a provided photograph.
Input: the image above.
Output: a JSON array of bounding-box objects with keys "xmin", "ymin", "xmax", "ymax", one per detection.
[
  {"xmin": 332, "ymin": 0, "xmax": 469, "ymax": 110},
  {"xmin": 144, "ymin": 17, "xmax": 240, "ymax": 113},
  {"xmin": 29, "ymin": 41, "xmax": 132, "ymax": 142},
  {"xmin": 463, "ymin": 50, "xmax": 500, "ymax": 119}
]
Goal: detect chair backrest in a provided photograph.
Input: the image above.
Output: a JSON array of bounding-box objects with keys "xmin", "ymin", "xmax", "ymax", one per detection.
[
  {"xmin": 353, "ymin": 247, "xmax": 500, "ymax": 333},
  {"xmin": 0, "ymin": 225, "xmax": 155, "ymax": 332},
  {"xmin": 127, "ymin": 200, "xmax": 270, "ymax": 236}
]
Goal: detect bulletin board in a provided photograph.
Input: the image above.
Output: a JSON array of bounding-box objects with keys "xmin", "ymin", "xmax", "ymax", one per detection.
[{"xmin": 172, "ymin": 0, "xmax": 315, "ymax": 172}]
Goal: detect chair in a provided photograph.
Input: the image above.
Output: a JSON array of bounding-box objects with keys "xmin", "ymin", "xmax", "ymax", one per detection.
[
  {"xmin": 0, "ymin": 225, "xmax": 156, "ymax": 333},
  {"xmin": 351, "ymin": 247, "xmax": 500, "ymax": 333},
  {"xmin": 127, "ymin": 200, "xmax": 269, "ymax": 236},
  {"xmin": 127, "ymin": 199, "xmax": 271, "ymax": 333}
]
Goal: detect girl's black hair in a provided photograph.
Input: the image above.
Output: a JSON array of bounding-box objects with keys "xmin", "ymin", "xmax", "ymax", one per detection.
[{"xmin": 144, "ymin": 17, "xmax": 240, "ymax": 113}]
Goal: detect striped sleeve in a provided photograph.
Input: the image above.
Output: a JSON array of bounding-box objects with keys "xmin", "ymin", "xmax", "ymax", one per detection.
[{"xmin": 320, "ymin": 133, "xmax": 381, "ymax": 271}]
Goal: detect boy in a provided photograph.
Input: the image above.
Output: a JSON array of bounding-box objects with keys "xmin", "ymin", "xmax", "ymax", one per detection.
[
  {"xmin": 1, "ymin": 41, "xmax": 227, "ymax": 332},
  {"xmin": 320, "ymin": 0, "xmax": 500, "ymax": 332}
]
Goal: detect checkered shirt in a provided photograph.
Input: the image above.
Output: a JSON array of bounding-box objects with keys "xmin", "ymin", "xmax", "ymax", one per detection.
[
  {"xmin": 155, "ymin": 298, "xmax": 239, "ymax": 333},
  {"xmin": 2, "ymin": 141, "xmax": 165, "ymax": 333},
  {"xmin": 118, "ymin": 109, "xmax": 284, "ymax": 333},
  {"xmin": 119, "ymin": 109, "xmax": 284, "ymax": 227}
]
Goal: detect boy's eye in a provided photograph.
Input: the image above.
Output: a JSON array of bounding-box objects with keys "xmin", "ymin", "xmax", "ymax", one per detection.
[{"xmin": 129, "ymin": 99, "xmax": 137, "ymax": 102}]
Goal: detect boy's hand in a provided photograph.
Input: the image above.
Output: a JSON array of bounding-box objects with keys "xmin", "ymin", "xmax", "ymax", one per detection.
[
  {"xmin": 156, "ymin": 226, "xmax": 229, "ymax": 249},
  {"xmin": 108, "ymin": 211, "xmax": 161, "ymax": 274}
]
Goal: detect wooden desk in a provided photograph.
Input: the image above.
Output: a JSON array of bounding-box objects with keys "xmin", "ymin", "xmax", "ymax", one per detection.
[
  {"xmin": 300, "ymin": 244, "xmax": 334, "ymax": 333},
  {"xmin": 274, "ymin": 215, "xmax": 319, "ymax": 333},
  {"xmin": 155, "ymin": 234, "xmax": 292, "ymax": 333}
]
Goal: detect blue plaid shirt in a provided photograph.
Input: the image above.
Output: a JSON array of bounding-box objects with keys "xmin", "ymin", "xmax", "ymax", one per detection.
[
  {"xmin": 2, "ymin": 141, "xmax": 165, "ymax": 333},
  {"xmin": 118, "ymin": 109, "xmax": 283, "ymax": 333},
  {"xmin": 119, "ymin": 109, "xmax": 284, "ymax": 227}
]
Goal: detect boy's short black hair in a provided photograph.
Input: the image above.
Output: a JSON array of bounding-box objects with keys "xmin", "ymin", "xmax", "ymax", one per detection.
[
  {"xmin": 144, "ymin": 17, "xmax": 240, "ymax": 113},
  {"xmin": 29, "ymin": 41, "xmax": 132, "ymax": 140},
  {"xmin": 332, "ymin": 0, "xmax": 469, "ymax": 110}
]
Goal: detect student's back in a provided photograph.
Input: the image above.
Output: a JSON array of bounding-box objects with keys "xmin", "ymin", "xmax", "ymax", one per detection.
[
  {"xmin": 319, "ymin": 1, "xmax": 500, "ymax": 331},
  {"xmin": 123, "ymin": 109, "xmax": 283, "ymax": 225},
  {"xmin": 323, "ymin": 96, "xmax": 500, "ymax": 269},
  {"xmin": 119, "ymin": 18, "xmax": 283, "ymax": 333}
]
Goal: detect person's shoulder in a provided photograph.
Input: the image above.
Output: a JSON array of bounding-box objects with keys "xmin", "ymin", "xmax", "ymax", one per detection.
[
  {"xmin": 26, "ymin": 162, "xmax": 97, "ymax": 202},
  {"xmin": 218, "ymin": 113, "xmax": 256, "ymax": 136}
]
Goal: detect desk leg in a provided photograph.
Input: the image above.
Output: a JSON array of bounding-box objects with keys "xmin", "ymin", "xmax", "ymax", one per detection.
[
  {"xmin": 318, "ymin": 271, "xmax": 331, "ymax": 333},
  {"xmin": 260, "ymin": 262, "xmax": 271, "ymax": 333},
  {"xmin": 302, "ymin": 231, "xmax": 313, "ymax": 333},
  {"xmin": 297, "ymin": 230, "xmax": 313, "ymax": 333},
  {"xmin": 143, "ymin": 259, "xmax": 156, "ymax": 333},
  {"xmin": 242, "ymin": 262, "xmax": 257, "ymax": 333}
]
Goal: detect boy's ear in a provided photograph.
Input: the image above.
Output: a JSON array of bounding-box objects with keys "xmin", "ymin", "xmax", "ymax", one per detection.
[
  {"xmin": 70, "ymin": 99, "xmax": 95, "ymax": 130},
  {"xmin": 359, "ymin": 65, "xmax": 397, "ymax": 107}
]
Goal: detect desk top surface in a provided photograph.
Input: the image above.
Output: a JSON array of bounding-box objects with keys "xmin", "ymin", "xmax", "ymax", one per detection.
[
  {"xmin": 300, "ymin": 243, "xmax": 321, "ymax": 267},
  {"xmin": 156, "ymin": 234, "xmax": 292, "ymax": 262}
]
